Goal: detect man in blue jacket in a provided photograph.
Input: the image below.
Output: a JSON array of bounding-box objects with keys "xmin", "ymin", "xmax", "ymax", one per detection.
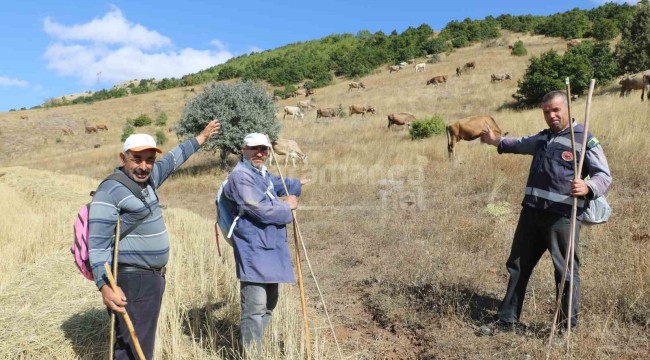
[
  {"xmin": 222, "ymin": 132, "xmax": 308, "ymax": 353},
  {"xmin": 481, "ymin": 91, "xmax": 611, "ymax": 333}
]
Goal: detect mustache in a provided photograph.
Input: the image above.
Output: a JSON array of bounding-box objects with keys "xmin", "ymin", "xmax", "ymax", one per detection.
[{"xmin": 134, "ymin": 168, "xmax": 150, "ymax": 176}]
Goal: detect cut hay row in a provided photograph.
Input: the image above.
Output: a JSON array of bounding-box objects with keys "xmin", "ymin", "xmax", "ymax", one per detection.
[{"xmin": 0, "ymin": 166, "xmax": 331, "ymax": 359}]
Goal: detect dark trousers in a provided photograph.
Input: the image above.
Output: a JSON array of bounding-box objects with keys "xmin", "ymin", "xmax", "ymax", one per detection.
[
  {"xmin": 498, "ymin": 206, "xmax": 581, "ymax": 327},
  {"xmin": 108, "ymin": 269, "xmax": 166, "ymax": 360}
]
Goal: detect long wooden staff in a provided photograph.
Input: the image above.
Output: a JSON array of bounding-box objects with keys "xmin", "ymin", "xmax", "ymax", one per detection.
[
  {"xmin": 104, "ymin": 263, "xmax": 146, "ymax": 360},
  {"xmin": 109, "ymin": 217, "xmax": 120, "ymax": 359},
  {"xmin": 548, "ymin": 79, "xmax": 596, "ymax": 347},
  {"xmin": 266, "ymin": 136, "xmax": 344, "ymax": 359}
]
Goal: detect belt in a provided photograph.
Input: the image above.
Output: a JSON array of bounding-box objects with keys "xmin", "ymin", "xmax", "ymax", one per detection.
[{"xmin": 117, "ymin": 264, "xmax": 166, "ymax": 276}]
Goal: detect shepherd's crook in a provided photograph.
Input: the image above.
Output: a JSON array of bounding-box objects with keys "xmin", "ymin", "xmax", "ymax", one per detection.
[
  {"xmin": 104, "ymin": 263, "xmax": 146, "ymax": 360},
  {"xmin": 109, "ymin": 217, "xmax": 120, "ymax": 360},
  {"xmin": 266, "ymin": 136, "xmax": 344, "ymax": 360},
  {"xmin": 548, "ymin": 79, "xmax": 596, "ymax": 349}
]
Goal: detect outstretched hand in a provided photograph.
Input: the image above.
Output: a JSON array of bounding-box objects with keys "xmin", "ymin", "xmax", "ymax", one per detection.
[
  {"xmin": 481, "ymin": 125, "xmax": 500, "ymax": 146},
  {"xmin": 196, "ymin": 119, "xmax": 221, "ymax": 146}
]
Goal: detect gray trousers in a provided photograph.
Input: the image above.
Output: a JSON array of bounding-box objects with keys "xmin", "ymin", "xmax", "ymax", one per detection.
[
  {"xmin": 240, "ymin": 282, "xmax": 279, "ymax": 354},
  {"xmin": 498, "ymin": 206, "xmax": 581, "ymax": 327}
]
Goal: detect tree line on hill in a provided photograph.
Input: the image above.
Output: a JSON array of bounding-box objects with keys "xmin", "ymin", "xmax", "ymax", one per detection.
[{"xmin": 30, "ymin": 0, "xmax": 650, "ymax": 111}]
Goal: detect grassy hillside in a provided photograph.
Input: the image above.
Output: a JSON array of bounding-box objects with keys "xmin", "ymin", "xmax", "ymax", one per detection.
[{"xmin": 1, "ymin": 32, "xmax": 648, "ymax": 359}]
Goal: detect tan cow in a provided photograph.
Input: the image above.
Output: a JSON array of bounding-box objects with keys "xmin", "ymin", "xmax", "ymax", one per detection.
[
  {"xmin": 272, "ymin": 139, "xmax": 308, "ymax": 168},
  {"xmin": 349, "ymin": 104, "xmax": 376, "ymax": 117},
  {"xmin": 283, "ymin": 106, "xmax": 304, "ymax": 120},
  {"xmin": 316, "ymin": 107, "xmax": 337, "ymax": 119},
  {"xmin": 619, "ymin": 74, "xmax": 649, "ymax": 100},
  {"xmin": 61, "ymin": 128, "xmax": 75, "ymax": 136},
  {"xmin": 387, "ymin": 112, "xmax": 415, "ymax": 129},
  {"xmin": 85, "ymin": 126, "xmax": 98, "ymax": 134},
  {"xmin": 446, "ymin": 115, "xmax": 505, "ymax": 158},
  {"xmin": 347, "ymin": 82, "xmax": 365, "ymax": 92},
  {"xmin": 297, "ymin": 100, "xmax": 316, "ymax": 110},
  {"xmin": 96, "ymin": 124, "xmax": 108, "ymax": 131},
  {"xmin": 389, "ymin": 65, "xmax": 401, "ymax": 73},
  {"xmin": 426, "ymin": 75, "xmax": 448, "ymax": 86},
  {"xmin": 491, "ymin": 73, "xmax": 512, "ymax": 82}
]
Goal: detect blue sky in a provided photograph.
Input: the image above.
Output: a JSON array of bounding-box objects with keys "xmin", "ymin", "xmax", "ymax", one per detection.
[{"xmin": 0, "ymin": 0, "xmax": 637, "ymax": 112}]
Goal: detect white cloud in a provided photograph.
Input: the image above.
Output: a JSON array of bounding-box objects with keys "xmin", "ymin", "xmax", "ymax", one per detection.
[
  {"xmin": 0, "ymin": 76, "xmax": 29, "ymax": 87},
  {"xmin": 248, "ymin": 46, "xmax": 264, "ymax": 54},
  {"xmin": 43, "ymin": 6, "xmax": 233, "ymax": 86},
  {"xmin": 43, "ymin": 5, "xmax": 171, "ymax": 50}
]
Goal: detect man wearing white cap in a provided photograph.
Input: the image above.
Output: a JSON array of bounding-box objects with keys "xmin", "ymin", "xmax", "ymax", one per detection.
[
  {"xmin": 220, "ymin": 132, "xmax": 309, "ymax": 354},
  {"xmin": 89, "ymin": 119, "xmax": 220, "ymax": 359}
]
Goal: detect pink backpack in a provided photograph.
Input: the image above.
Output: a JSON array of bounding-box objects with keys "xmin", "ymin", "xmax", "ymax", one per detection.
[{"xmin": 71, "ymin": 172, "xmax": 151, "ymax": 281}]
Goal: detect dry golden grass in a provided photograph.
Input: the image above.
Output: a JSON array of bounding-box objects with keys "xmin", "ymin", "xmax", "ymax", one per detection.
[{"xmin": 0, "ymin": 32, "xmax": 648, "ymax": 359}]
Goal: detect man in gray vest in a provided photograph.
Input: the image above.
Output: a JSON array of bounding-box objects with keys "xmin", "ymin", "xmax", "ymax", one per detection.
[
  {"xmin": 89, "ymin": 119, "xmax": 220, "ymax": 359},
  {"xmin": 481, "ymin": 90, "xmax": 611, "ymax": 333}
]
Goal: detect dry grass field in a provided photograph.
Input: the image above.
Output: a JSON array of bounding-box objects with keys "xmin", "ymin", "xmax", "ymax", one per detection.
[{"xmin": 1, "ymin": 32, "xmax": 648, "ymax": 359}]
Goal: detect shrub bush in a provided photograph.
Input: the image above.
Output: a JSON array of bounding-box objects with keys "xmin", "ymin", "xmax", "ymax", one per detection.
[
  {"xmin": 132, "ymin": 114, "xmax": 152, "ymax": 127},
  {"xmin": 121, "ymin": 123, "xmax": 135, "ymax": 142},
  {"xmin": 155, "ymin": 129, "xmax": 167, "ymax": 146},
  {"xmin": 176, "ymin": 81, "xmax": 280, "ymax": 163},
  {"xmin": 511, "ymin": 40, "xmax": 528, "ymax": 56},
  {"xmin": 410, "ymin": 115, "xmax": 446, "ymax": 140},
  {"xmin": 155, "ymin": 112, "xmax": 168, "ymax": 126}
]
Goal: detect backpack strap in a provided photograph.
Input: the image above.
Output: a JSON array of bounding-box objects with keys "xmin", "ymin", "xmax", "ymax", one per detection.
[{"xmin": 103, "ymin": 172, "xmax": 153, "ymax": 240}]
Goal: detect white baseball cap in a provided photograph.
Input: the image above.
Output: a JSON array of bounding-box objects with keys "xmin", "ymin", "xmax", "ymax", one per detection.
[
  {"xmin": 243, "ymin": 133, "xmax": 272, "ymax": 148},
  {"xmin": 123, "ymin": 134, "xmax": 162, "ymax": 153}
]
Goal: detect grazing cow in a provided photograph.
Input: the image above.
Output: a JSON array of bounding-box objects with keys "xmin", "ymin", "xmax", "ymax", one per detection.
[
  {"xmin": 642, "ymin": 74, "xmax": 650, "ymax": 101},
  {"xmin": 96, "ymin": 124, "xmax": 108, "ymax": 131},
  {"xmin": 283, "ymin": 106, "xmax": 304, "ymax": 120},
  {"xmin": 619, "ymin": 74, "xmax": 649, "ymax": 99},
  {"xmin": 348, "ymin": 82, "xmax": 365, "ymax": 92},
  {"xmin": 272, "ymin": 139, "xmax": 308, "ymax": 168},
  {"xmin": 349, "ymin": 104, "xmax": 376, "ymax": 117},
  {"xmin": 426, "ymin": 75, "xmax": 448, "ymax": 86},
  {"xmin": 389, "ymin": 65, "xmax": 401, "ymax": 73},
  {"xmin": 316, "ymin": 107, "xmax": 337, "ymax": 119},
  {"xmin": 297, "ymin": 100, "xmax": 316, "ymax": 110},
  {"xmin": 446, "ymin": 115, "xmax": 505, "ymax": 158},
  {"xmin": 462, "ymin": 62, "xmax": 476, "ymax": 71},
  {"xmin": 85, "ymin": 126, "xmax": 98, "ymax": 134},
  {"xmin": 508, "ymin": 45, "xmax": 514, "ymax": 50},
  {"xmin": 566, "ymin": 40, "xmax": 580, "ymax": 49},
  {"xmin": 415, "ymin": 63, "xmax": 426, "ymax": 72},
  {"xmin": 306, "ymin": 88, "xmax": 316, "ymax": 96},
  {"xmin": 387, "ymin": 112, "xmax": 415, "ymax": 129},
  {"xmin": 456, "ymin": 67, "xmax": 462, "ymax": 77},
  {"xmin": 491, "ymin": 73, "xmax": 512, "ymax": 82}
]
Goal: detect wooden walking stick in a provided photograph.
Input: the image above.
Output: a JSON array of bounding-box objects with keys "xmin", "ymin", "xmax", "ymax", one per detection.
[
  {"xmin": 548, "ymin": 79, "xmax": 596, "ymax": 348},
  {"xmin": 108, "ymin": 217, "xmax": 120, "ymax": 360},
  {"xmin": 104, "ymin": 262, "xmax": 146, "ymax": 360},
  {"xmin": 266, "ymin": 136, "xmax": 344, "ymax": 360}
]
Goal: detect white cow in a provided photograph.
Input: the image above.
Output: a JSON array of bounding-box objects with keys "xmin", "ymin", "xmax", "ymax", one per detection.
[
  {"xmin": 415, "ymin": 63, "xmax": 426, "ymax": 72},
  {"xmin": 283, "ymin": 106, "xmax": 304, "ymax": 120}
]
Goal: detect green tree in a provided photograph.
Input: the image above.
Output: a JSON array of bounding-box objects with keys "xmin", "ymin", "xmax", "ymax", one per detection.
[
  {"xmin": 176, "ymin": 81, "xmax": 280, "ymax": 163},
  {"xmin": 590, "ymin": 18, "xmax": 619, "ymax": 41},
  {"xmin": 616, "ymin": 0, "xmax": 650, "ymax": 73}
]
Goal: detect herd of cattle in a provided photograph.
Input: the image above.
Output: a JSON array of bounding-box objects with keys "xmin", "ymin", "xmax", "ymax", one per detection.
[{"xmin": 57, "ymin": 123, "xmax": 109, "ymax": 136}]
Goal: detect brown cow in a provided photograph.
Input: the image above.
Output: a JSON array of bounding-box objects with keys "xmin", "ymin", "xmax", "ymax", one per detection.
[
  {"xmin": 306, "ymin": 88, "xmax": 316, "ymax": 96},
  {"xmin": 456, "ymin": 67, "xmax": 462, "ymax": 77},
  {"xmin": 446, "ymin": 115, "xmax": 505, "ymax": 158},
  {"xmin": 271, "ymin": 139, "xmax": 308, "ymax": 167},
  {"xmin": 426, "ymin": 75, "xmax": 448, "ymax": 86},
  {"xmin": 347, "ymin": 82, "xmax": 365, "ymax": 92},
  {"xmin": 619, "ymin": 74, "xmax": 649, "ymax": 100},
  {"xmin": 96, "ymin": 124, "xmax": 108, "ymax": 131},
  {"xmin": 463, "ymin": 61, "xmax": 476, "ymax": 71},
  {"xmin": 61, "ymin": 128, "xmax": 75, "ymax": 136},
  {"xmin": 316, "ymin": 107, "xmax": 337, "ymax": 119},
  {"xmin": 387, "ymin": 112, "xmax": 415, "ymax": 129},
  {"xmin": 85, "ymin": 126, "xmax": 97, "ymax": 134},
  {"xmin": 349, "ymin": 104, "xmax": 376, "ymax": 117}
]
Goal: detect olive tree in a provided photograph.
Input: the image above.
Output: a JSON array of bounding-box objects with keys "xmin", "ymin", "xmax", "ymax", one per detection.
[{"xmin": 176, "ymin": 81, "xmax": 280, "ymax": 163}]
